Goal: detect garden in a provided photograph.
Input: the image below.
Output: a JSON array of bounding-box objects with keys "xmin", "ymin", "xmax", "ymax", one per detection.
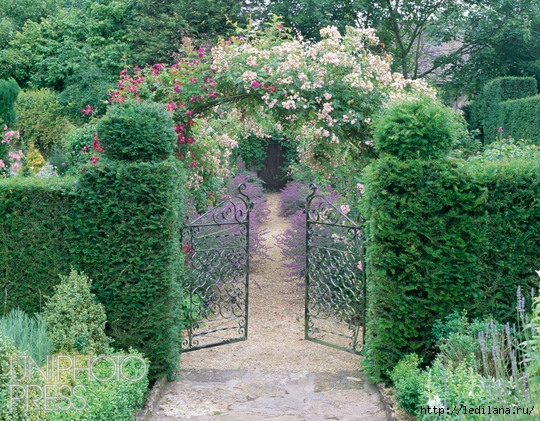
[{"xmin": 1, "ymin": 0, "xmax": 540, "ymax": 419}]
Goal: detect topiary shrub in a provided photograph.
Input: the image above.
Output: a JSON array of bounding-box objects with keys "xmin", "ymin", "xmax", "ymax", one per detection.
[
  {"xmin": 0, "ymin": 78, "xmax": 20, "ymax": 127},
  {"xmin": 0, "ymin": 176, "xmax": 76, "ymax": 315},
  {"xmin": 373, "ymin": 99, "xmax": 463, "ymax": 160},
  {"xmin": 43, "ymin": 269, "xmax": 111, "ymax": 355},
  {"xmin": 495, "ymin": 94, "xmax": 540, "ymax": 143},
  {"xmin": 97, "ymin": 101, "xmax": 175, "ymax": 162}
]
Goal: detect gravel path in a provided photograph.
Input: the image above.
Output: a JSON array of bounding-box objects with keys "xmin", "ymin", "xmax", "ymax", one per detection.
[{"xmin": 150, "ymin": 192, "xmax": 387, "ymax": 420}]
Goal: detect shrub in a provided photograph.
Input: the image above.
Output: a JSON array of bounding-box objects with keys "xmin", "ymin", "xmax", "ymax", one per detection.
[
  {"xmin": 420, "ymin": 358, "xmax": 487, "ymax": 421},
  {"xmin": 46, "ymin": 349, "xmax": 149, "ymax": 421},
  {"xmin": 0, "ymin": 78, "xmax": 20, "ymax": 127},
  {"xmin": 14, "ymin": 89, "xmax": 73, "ymax": 156},
  {"xmin": 97, "ymin": 101, "xmax": 175, "ymax": 161},
  {"xmin": 58, "ymin": 68, "xmax": 115, "ymax": 125},
  {"xmin": 472, "ymin": 136, "xmax": 540, "ymax": 162},
  {"xmin": 0, "ymin": 308, "xmax": 51, "ymax": 365},
  {"xmin": 185, "ymin": 173, "xmax": 270, "ymax": 267},
  {"xmin": 0, "ymin": 333, "xmax": 46, "ymax": 420},
  {"xmin": 0, "ymin": 176, "xmax": 76, "ymax": 315},
  {"xmin": 275, "ymin": 183, "xmax": 343, "ymax": 282},
  {"xmin": 278, "ymin": 181, "xmax": 310, "ymax": 217},
  {"xmin": 233, "ymin": 133, "xmax": 269, "ymax": 171},
  {"xmin": 43, "ymin": 269, "xmax": 111, "ymax": 355},
  {"xmin": 25, "ymin": 141, "xmax": 47, "ymax": 173},
  {"xmin": 64, "ymin": 124, "xmax": 99, "ymax": 171},
  {"xmin": 390, "ymin": 354, "xmax": 425, "ymax": 415},
  {"xmin": 373, "ymin": 99, "xmax": 464, "ymax": 160},
  {"xmin": 227, "ymin": 173, "xmax": 270, "ymax": 263}
]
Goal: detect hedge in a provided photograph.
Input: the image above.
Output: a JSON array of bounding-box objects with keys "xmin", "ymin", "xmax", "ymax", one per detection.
[
  {"xmin": 68, "ymin": 160, "xmax": 185, "ymax": 381},
  {"xmin": 363, "ymin": 156, "xmax": 540, "ymax": 381},
  {"xmin": 470, "ymin": 77, "xmax": 537, "ymax": 143},
  {"xmin": 0, "ymin": 176, "xmax": 77, "ymax": 315},
  {"xmin": 496, "ymin": 94, "xmax": 540, "ymax": 143}
]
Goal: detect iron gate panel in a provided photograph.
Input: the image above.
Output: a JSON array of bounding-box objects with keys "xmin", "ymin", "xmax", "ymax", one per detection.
[
  {"xmin": 305, "ymin": 184, "xmax": 365, "ymax": 354},
  {"xmin": 180, "ymin": 184, "xmax": 252, "ymax": 352}
]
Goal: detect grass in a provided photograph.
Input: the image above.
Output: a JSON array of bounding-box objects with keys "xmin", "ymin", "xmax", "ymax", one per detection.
[{"xmin": 0, "ymin": 307, "xmax": 51, "ymax": 364}]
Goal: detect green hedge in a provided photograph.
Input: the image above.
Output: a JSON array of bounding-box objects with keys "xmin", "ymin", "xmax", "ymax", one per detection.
[
  {"xmin": 470, "ymin": 77, "xmax": 537, "ymax": 143},
  {"xmin": 0, "ymin": 177, "xmax": 77, "ymax": 315},
  {"xmin": 69, "ymin": 160, "xmax": 185, "ymax": 381},
  {"xmin": 363, "ymin": 157, "xmax": 540, "ymax": 381},
  {"xmin": 496, "ymin": 94, "xmax": 540, "ymax": 143}
]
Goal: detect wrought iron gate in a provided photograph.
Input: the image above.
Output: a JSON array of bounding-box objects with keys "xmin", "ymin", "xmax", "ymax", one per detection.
[
  {"xmin": 180, "ymin": 184, "xmax": 252, "ymax": 352},
  {"xmin": 305, "ymin": 184, "xmax": 366, "ymax": 354}
]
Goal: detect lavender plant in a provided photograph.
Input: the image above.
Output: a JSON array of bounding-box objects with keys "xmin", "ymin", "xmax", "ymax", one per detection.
[
  {"xmin": 393, "ymin": 272, "xmax": 540, "ymax": 419},
  {"xmin": 275, "ymin": 181, "xmax": 343, "ymax": 283},
  {"xmin": 184, "ymin": 172, "xmax": 270, "ymax": 265}
]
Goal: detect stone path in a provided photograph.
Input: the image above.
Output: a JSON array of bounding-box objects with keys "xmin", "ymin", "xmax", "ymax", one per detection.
[
  {"xmin": 152, "ymin": 369, "xmax": 385, "ymax": 421},
  {"xmin": 147, "ymin": 193, "xmax": 387, "ymax": 421}
]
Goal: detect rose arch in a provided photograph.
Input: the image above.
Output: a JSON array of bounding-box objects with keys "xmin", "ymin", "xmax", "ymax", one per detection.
[{"xmin": 108, "ymin": 23, "xmax": 436, "ymax": 208}]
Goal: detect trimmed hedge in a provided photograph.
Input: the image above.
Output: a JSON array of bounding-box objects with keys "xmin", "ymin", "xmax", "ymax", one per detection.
[
  {"xmin": 373, "ymin": 99, "xmax": 462, "ymax": 160},
  {"xmin": 470, "ymin": 77, "xmax": 537, "ymax": 143},
  {"xmin": 0, "ymin": 177, "xmax": 76, "ymax": 314},
  {"xmin": 363, "ymin": 156, "xmax": 540, "ymax": 381},
  {"xmin": 496, "ymin": 94, "xmax": 540, "ymax": 143},
  {"xmin": 69, "ymin": 160, "xmax": 185, "ymax": 381},
  {"xmin": 97, "ymin": 101, "xmax": 176, "ymax": 162}
]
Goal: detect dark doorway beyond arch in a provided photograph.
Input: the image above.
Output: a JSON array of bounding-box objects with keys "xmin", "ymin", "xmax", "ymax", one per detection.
[{"xmin": 258, "ymin": 141, "xmax": 287, "ymax": 190}]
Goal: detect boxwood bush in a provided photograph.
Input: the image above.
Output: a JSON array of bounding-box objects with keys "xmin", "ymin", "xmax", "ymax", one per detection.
[{"xmin": 46, "ymin": 350, "xmax": 149, "ymax": 421}]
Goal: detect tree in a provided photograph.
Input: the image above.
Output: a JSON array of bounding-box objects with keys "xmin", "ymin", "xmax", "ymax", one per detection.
[
  {"xmin": 255, "ymin": 0, "xmax": 540, "ymax": 96},
  {"xmin": 128, "ymin": 0, "xmax": 248, "ymax": 66},
  {"xmin": 0, "ymin": 0, "xmax": 61, "ymax": 49},
  {"xmin": 0, "ymin": 0, "xmax": 134, "ymax": 89},
  {"xmin": 253, "ymin": 0, "xmax": 362, "ymax": 41},
  {"xmin": 0, "ymin": 0, "xmax": 60, "ymax": 30},
  {"xmin": 430, "ymin": 0, "xmax": 540, "ymax": 95}
]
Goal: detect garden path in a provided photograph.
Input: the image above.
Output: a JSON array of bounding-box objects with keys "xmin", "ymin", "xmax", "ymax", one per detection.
[{"xmin": 149, "ymin": 193, "xmax": 387, "ymax": 420}]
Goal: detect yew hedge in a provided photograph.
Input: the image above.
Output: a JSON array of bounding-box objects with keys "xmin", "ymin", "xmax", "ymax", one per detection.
[{"xmin": 363, "ymin": 156, "xmax": 540, "ymax": 381}]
